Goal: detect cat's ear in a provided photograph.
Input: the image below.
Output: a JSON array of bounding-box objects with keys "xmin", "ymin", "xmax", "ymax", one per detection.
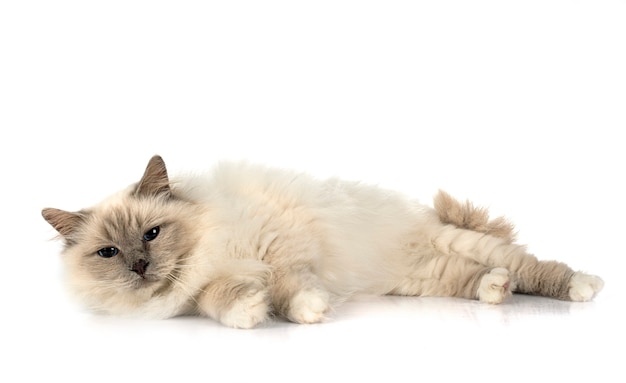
[
  {"xmin": 42, "ymin": 208, "xmax": 85, "ymax": 238},
  {"xmin": 135, "ymin": 155, "xmax": 171, "ymax": 198}
]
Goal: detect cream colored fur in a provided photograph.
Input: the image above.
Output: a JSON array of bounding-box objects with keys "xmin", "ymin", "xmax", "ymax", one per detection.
[{"xmin": 42, "ymin": 156, "xmax": 604, "ymax": 328}]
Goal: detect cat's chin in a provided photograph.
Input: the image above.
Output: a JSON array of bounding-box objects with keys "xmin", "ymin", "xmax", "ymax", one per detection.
[{"xmin": 129, "ymin": 274, "xmax": 164, "ymax": 290}]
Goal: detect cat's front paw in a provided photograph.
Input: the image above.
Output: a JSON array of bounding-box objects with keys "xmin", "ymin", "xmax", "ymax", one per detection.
[
  {"xmin": 477, "ymin": 268, "xmax": 512, "ymax": 304},
  {"xmin": 568, "ymin": 272, "xmax": 604, "ymax": 302},
  {"xmin": 220, "ymin": 289, "xmax": 269, "ymax": 329},
  {"xmin": 287, "ymin": 289, "xmax": 331, "ymax": 324}
]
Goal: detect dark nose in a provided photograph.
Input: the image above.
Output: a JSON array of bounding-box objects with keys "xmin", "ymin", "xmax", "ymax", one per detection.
[{"xmin": 130, "ymin": 259, "xmax": 149, "ymax": 278}]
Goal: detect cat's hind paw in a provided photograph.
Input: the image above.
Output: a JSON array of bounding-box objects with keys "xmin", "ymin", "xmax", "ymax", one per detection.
[
  {"xmin": 568, "ymin": 272, "xmax": 604, "ymax": 302},
  {"xmin": 220, "ymin": 289, "xmax": 269, "ymax": 329},
  {"xmin": 477, "ymin": 268, "xmax": 512, "ymax": 304},
  {"xmin": 287, "ymin": 289, "xmax": 331, "ymax": 324}
]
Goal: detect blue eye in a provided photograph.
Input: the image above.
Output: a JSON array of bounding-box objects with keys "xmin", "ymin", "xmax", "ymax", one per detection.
[
  {"xmin": 98, "ymin": 247, "xmax": 119, "ymax": 258},
  {"xmin": 143, "ymin": 226, "xmax": 160, "ymax": 241}
]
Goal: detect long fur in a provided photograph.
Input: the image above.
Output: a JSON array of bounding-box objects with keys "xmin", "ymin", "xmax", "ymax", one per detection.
[{"xmin": 42, "ymin": 156, "xmax": 604, "ymax": 328}]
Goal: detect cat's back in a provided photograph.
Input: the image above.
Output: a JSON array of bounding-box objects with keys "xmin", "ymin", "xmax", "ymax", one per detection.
[
  {"xmin": 173, "ymin": 161, "xmax": 430, "ymax": 223},
  {"xmin": 173, "ymin": 161, "xmax": 322, "ymax": 206}
]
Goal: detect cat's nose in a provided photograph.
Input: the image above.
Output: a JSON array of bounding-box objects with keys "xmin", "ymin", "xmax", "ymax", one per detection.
[{"xmin": 130, "ymin": 259, "xmax": 149, "ymax": 278}]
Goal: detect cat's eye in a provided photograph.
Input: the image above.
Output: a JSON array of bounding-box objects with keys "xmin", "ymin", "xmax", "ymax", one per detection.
[
  {"xmin": 98, "ymin": 247, "xmax": 119, "ymax": 258},
  {"xmin": 143, "ymin": 226, "xmax": 160, "ymax": 242}
]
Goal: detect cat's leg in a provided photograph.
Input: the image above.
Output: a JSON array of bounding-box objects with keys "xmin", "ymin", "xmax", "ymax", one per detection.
[
  {"xmin": 260, "ymin": 231, "xmax": 332, "ymax": 324},
  {"xmin": 195, "ymin": 260, "xmax": 271, "ymax": 329},
  {"xmin": 431, "ymin": 225, "xmax": 604, "ymax": 301},
  {"xmin": 269, "ymin": 264, "xmax": 332, "ymax": 324},
  {"xmin": 389, "ymin": 252, "xmax": 512, "ymax": 303},
  {"xmin": 511, "ymin": 259, "xmax": 604, "ymax": 301}
]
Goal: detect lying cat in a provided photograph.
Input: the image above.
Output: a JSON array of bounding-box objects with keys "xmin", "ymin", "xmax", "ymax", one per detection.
[{"xmin": 42, "ymin": 156, "xmax": 603, "ymax": 328}]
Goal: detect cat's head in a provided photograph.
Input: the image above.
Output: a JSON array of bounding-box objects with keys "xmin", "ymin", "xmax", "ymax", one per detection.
[{"xmin": 42, "ymin": 156, "xmax": 199, "ymax": 315}]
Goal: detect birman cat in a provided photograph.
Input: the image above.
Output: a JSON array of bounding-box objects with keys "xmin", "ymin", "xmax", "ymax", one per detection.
[{"xmin": 42, "ymin": 156, "xmax": 603, "ymax": 328}]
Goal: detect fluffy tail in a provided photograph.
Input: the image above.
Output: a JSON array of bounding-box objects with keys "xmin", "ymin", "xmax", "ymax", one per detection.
[{"xmin": 433, "ymin": 190, "xmax": 517, "ymax": 243}]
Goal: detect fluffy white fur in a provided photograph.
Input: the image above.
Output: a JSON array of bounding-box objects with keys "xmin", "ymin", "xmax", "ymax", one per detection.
[{"xmin": 42, "ymin": 156, "xmax": 604, "ymax": 328}]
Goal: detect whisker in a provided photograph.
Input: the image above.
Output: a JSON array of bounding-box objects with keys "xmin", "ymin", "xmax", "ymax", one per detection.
[{"xmin": 165, "ymin": 273, "xmax": 201, "ymax": 306}]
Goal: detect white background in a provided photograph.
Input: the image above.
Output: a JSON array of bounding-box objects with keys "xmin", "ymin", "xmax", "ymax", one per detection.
[{"xmin": 1, "ymin": 1, "xmax": 624, "ymax": 382}]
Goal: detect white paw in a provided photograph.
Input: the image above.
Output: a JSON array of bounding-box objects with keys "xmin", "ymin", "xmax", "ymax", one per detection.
[
  {"xmin": 220, "ymin": 289, "xmax": 269, "ymax": 329},
  {"xmin": 568, "ymin": 272, "xmax": 604, "ymax": 302},
  {"xmin": 477, "ymin": 268, "xmax": 512, "ymax": 304},
  {"xmin": 288, "ymin": 289, "xmax": 331, "ymax": 324}
]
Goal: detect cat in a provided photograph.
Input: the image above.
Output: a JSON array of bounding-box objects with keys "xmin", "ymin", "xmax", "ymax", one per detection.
[{"xmin": 42, "ymin": 155, "xmax": 604, "ymax": 328}]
